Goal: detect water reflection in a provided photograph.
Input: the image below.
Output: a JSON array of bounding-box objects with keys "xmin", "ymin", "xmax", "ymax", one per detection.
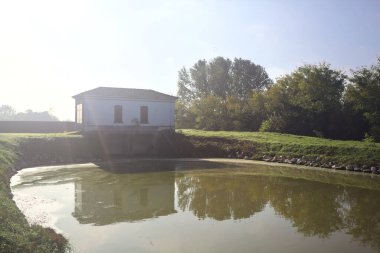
[
  {"xmin": 11, "ymin": 160, "xmax": 380, "ymax": 252},
  {"xmin": 71, "ymin": 160, "xmax": 238, "ymax": 225},
  {"xmin": 176, "ymin": 175, "xmax": 267, "ymax": 220},
  {"xmin": 73, "ymin": 172, "xmax": 176, "ymax": 225},
  {"xmin": 176, "ymin": 172, "xmax": 380, "ymax": 251}
]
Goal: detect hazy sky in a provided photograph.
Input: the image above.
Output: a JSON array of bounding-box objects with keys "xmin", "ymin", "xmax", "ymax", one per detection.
[{"xmin": 0, "ymin": 0, "xmax": 379, "ymax": 120}]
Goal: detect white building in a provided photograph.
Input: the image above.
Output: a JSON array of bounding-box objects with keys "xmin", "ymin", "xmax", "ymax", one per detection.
[{"xmin": 73, "ymin": 87, "xmax": 177, "ymax": 133}]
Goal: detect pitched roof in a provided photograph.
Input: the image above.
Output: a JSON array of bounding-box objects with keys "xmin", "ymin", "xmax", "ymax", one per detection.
[{"xmin": 73, "ymin": 87, "xmax": 177, "ymax": 101}]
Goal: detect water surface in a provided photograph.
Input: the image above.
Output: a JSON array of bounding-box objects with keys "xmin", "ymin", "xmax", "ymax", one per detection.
[{"xmin": 11, "ymin": 159, "xmax": 380, "ymax": 253}]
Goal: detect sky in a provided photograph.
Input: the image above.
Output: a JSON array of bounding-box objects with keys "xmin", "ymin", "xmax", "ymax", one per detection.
[{"xmin": 0, "ymin": 0, "xmax": 379, "ymax": 121}]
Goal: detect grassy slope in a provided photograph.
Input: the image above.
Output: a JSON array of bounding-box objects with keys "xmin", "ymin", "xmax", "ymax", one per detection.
[
  {"xmin": 0, "ymin": 134, "xmax": 74, "ymax": 253},
  {"xmin": 179, "ymin": 129, "xmax": 380, "ymax": 166}
]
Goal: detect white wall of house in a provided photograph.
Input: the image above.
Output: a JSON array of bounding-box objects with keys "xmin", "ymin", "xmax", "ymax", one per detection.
[{"xmin": 80, "ymin": 98, "xmax": 175, "ymax": 131}]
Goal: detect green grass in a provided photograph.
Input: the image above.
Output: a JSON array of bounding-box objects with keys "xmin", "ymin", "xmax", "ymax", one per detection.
[
  {"xmin": 178, "ymin": 129, "xmax": 380, "ymax": 166},
  {"xmin": 179, "ymin": 129, "xmax": 379, "ymax": 147},
  {"xmin": 0, "ymin": 135, "xmax": 69, "ymax": 253}
]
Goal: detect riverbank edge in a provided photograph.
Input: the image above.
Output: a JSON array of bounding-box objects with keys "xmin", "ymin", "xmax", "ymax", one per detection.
[
  {"xmin": 0, "ymin": 137, "xmax": 71, "ymax": 253},
  {"xmin": 172, "ymin": 130, "xmax": 380, "ymax": 172}
]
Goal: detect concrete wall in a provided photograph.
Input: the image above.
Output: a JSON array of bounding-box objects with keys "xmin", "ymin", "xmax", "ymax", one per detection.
[
  {"xmin": 80, "ymin": 98, "xmax": 175, "ymax": 131},
  {"xmin": 96, "ymin": 133, "xmax": 155, "ymax": 155},
  {"xmin": 0, "ymin": 121, "xmax": 79, "ymax": 133}
]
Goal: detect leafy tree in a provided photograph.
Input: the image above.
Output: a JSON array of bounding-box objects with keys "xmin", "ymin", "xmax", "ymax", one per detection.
[
  {"xmin": 177, "ymin": 67, "xmax": 194, "ymax": 104},
  {"xmin": 175, "ymin": 101, "xmax": 196, "ymax": 129},
  {"xmin": 15, "ymin": 110, "xmax": 59, "ymax": 121},
  {"xmin": 258, "ymin": 63, "xmax": 346, "ymax": 138},
  {"xmin": 208, "ymin": 57, "xmax": 232, "ymax": 98},
  {"xmin": 344, "ymin": 57, "xmax": 380, "ymax": 141},
  {"xmin": 176, "ymin": 57, "xmax": 272, "ymax": 130},
  {"xmin": 176, "ymin": 56, "xmax": 379, "ymax": 141},
  {"xmin": 231, "ymin": 58, "xmax": 272, "ymax": 99},
  {"xmin": 0, "ymin": 105, "xmax": 58, "ymax": 121},
  {"xmin": 0, "ymin": 104, "xmax": 16, "ymax": 120},
  {"xmin": 177, "ymin": 57, "xmax": 272, "ymax": 102},
  {"xmin": 193, "ymin": 95, "xmax": 225, "ymax": 130}
]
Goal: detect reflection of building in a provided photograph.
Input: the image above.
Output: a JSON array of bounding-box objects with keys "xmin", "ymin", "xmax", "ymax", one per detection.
[{"xmin": 72, "ymin": 173, "xmax": 176, "ymax": 225}]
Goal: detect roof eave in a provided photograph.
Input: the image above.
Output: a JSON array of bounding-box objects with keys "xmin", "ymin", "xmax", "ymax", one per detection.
[{"xmin": 72, "ymin": 94, "xmax": 177, "ymax": 101}]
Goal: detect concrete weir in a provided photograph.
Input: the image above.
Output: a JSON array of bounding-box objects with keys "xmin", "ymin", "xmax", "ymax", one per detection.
[{"xmin": 86, "ymin": 130, "xmax": 167, "ymax": 156}]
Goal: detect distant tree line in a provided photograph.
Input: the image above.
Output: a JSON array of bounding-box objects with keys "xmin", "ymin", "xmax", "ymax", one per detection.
[
  {"xmin": 176, "ymin": 56, "xmax": 380, "ymax": 141},
  {"xmin": 0, "ymin": 105, "xmax": 58, "ymax": 121}
]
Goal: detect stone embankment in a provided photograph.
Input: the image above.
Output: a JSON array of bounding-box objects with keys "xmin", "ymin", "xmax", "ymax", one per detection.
[
  {"xmin": 228, "ymin": 151, "xmax": 379, "ymax": 174},
  {"xmin": 262, "ymin": 154, "xmax": 379, "ymax": 174}
]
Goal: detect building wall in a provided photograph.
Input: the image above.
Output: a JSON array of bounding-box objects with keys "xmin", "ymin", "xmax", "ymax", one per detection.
[{"xmin": 80, "ymin": 98, "xmax": 175, "ymax": 131}]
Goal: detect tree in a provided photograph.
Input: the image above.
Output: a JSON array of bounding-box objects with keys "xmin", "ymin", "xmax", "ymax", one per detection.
[
  {"xmin": 0, "ymin": 105, "xmax": 16, "ymax": 120},
  {"xmin": 344, "ymin": 57, "xmax": 380, "ymax": 141},
  {"xmin": 193, "ymin": 95, "xmax": 226, "ymax": 130},
  {"xmin": 177, "ymin": 67, "xmax": 194, "ymax": 105},
  {"xmin": 175, "ymin": 101, "xmax": 196, "ymax": 129},
  {"xmin": 176, "ymin": 57, "xmax": 272, "ymax": 130},
  {"xmin": 231, "ymin": 58, "xmax": 273, "ymax": 100},
  {"xmin": 0, "ymin": 105, "xmax": 59, "ymax": 121},
  {"xmin": 258, "ymin": 63, "xmax": 346, "ymax": 138},
  {"xmin": 14, "ymin": 110, "xmax": 59, "ymax": 121},
  {"xmin": 177, "ymin": 57, "xmax": 272, "ymax": 102}
]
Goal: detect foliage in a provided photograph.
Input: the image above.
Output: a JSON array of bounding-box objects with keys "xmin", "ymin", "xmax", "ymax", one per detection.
[
  {"xmin": 0, "ymin": 105, "xmax": 59, "ymax": 121},
  {"xmin": 178, "ymin": 57, "xmax": 272, "ymax": 101},
  {"xmin": 0, "ymin": 105, "xmax": 16, "ymax": 120},
  {"xmin": 175, "ymin": 101, "xmax": 196, "ymax": 129},
  {"xmin": 176, "ymin": 56, "xmax": 272, "ymax": 130},
  {"xmin": 344, "ymin": 58, "xmax": 380, "ymax": 141},
  {"xmin": 176, "ymin": 56, "xmax": 380, "ymax": 142},
  {"xmin": 191, "ymin": 95, "xmax": 244, "ymax": 131},
  {"xmin": 258, "ymin": 63, "xmax": 346, "ymax": 138}
]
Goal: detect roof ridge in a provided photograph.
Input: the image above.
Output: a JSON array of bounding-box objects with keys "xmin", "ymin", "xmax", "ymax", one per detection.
[
  {"xmin": 72, "ymin": 87, "xmax": 177, "ymax": 100},
  {"xmin": 97, "ymin": 86, "xmax": 153, "ymax": 91}
]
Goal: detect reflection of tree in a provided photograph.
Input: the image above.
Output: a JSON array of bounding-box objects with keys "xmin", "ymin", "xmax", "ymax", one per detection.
[
  {"xmin": 176, "ymin": 171, "xmax": 380, "ymax": 251},
  {"xmin": 344, "ymin": 188, "xmax": 380, "ymax": 251},
  {"xmin": 176, "ymin": 174, "xmax": 267, "ymax": 220},
  {"xmin": 268, "ymin": 178, "xmax": 344, "ymax": 238}
]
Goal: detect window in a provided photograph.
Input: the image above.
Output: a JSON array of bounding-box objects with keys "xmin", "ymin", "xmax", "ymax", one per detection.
[
  {"xmin": 140, "ymin": 106, "xmax": 148, "ymax": 124},
  {"xmin": 114, "ymin": 105, "xmax": 123, "ymax": 123},
  {"xmin": 76, "ymin": 104, "xmax": 82, "ymax": 124}
]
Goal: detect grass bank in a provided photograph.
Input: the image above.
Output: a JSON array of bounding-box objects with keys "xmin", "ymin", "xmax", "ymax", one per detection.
[
  {"xmin": 177, "ymin": 129, "xmax": 380, "ymax": 167},
  {"xmin": 0, "ymin": 133, "xmax": 83, "ymax": 253}
]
